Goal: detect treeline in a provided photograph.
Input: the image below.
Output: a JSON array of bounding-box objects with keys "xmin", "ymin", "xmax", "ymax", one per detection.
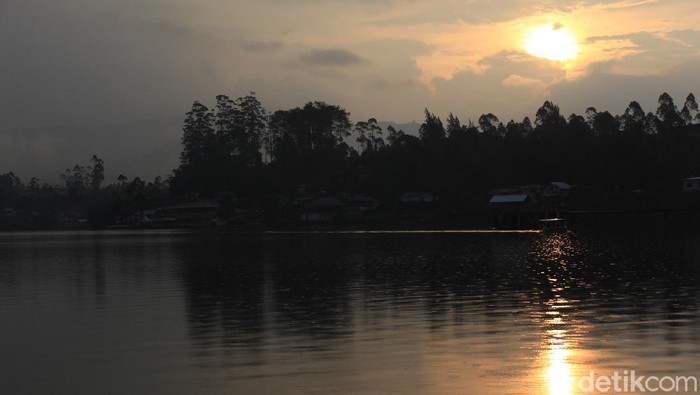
[
  {"xmin": 170, "ymin": 91, "xmax": 700, "ymax": 201},
  {"xmin": 1, "ymin": 91, "xmax": 699, "ymax": 229},
  {"xmin": 0, "ymin": 156, "xmax": 167, "ymax": 229}
]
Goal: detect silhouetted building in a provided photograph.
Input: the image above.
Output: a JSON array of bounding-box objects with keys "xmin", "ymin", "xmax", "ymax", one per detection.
[
  {"xmin": 489, "ymin": 191, "xmax": 537, "ymax": 229},
  {"xmin": 681, "ymin": 177, "xmax": 700, "ymax": 192},
  {"xmin": 489, "ymin": 181, "xmax": 573, "ymax": 228},
  {"xmin": 300, "ymin": 194, "xmax": 378, "ymax": 223},
  {"xmin": 301, "ymin": 197, "xmax": 344, "ymax": 222},
  {"xmin": 154, "ymin": 200, "xmax": 219, "ymax": 227},
  {"xmin": 399, "ymin": 192, "xmax": 439, "ymax": 204}
]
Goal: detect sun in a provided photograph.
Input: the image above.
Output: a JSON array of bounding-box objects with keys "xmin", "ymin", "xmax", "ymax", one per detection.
[{"xmin": 524, "ymin": 23, "xmax": 578, "ymax": 62}]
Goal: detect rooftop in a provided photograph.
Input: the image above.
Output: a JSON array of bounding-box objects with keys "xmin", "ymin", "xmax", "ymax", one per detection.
[{"xmin": 489, "ymin": 194, "xmax": 529, "ymax": 203}]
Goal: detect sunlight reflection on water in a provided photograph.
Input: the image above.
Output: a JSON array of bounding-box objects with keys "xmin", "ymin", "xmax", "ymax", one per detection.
[{"xmin": 0, "ymin": 230, "xmax": 699, "ymax": 394}]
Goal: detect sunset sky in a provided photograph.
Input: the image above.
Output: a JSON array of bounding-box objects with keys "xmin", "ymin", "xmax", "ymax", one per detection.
[{"xmin": 1, "ymin": 0, "xmax": 699, "ymax": 181}]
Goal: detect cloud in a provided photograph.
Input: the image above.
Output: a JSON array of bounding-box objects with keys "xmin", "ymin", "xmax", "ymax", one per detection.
[
  {"xmin": 241, "ymin": 39, "xmax": 284, "ymax": 52},
  {"xmin": 300, "ymin": 48, "xmax": 365, "ymax": 67},
  {"xmin": 548, "ymin": 58, "xmax": 700, "ymax": 116},
  {"xmin": 502, "ymin": 74, "xmax": 547, "ymax": 89},
  {"xmin": 425, "ymin": 51, "xmax": 566, "ymax": 122},
  {"xmin": 367, "ymin": 0, "xmax": 657, "ymax": 27},
  {"xmin": 665, "ymin": 29, "xmax": 700, "ymax": 49},
  {"xmin": 0, "ymin": 0, "xmax": 698, "ymax": 180},
  {"xmin": 585, "ymin": 31, "xmax": 697, "ymax": 75}
]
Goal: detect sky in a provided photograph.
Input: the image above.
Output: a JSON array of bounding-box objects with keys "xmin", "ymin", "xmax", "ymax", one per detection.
[{"xmin": 1, "ymin": 0, "xmax": 699, "ymax": 182}]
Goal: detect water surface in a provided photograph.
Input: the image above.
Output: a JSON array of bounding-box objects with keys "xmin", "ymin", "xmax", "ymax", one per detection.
[{"xmin": 1, "ymin": 230, "xmax": 699, "ymax": 394}]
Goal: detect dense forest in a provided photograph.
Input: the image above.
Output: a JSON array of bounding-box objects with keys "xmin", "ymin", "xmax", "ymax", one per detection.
[{"xmin": 1, "ymin": 91, "xmax": 700, "ymax": 229}]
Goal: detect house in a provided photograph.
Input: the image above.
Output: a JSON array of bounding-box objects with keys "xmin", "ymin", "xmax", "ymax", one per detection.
[
  {"xmin": 300, "ymin": 194, "xmax": 379, "ymax": 223},
  {"xmin": 488, "ymin": 191, "xmax": 537, "ymax": 229},
  {"xmin": 300, "ymin": 197, "xmax": 344, "ymax": 222},
  {"xmin": 399, "ymin": 191, "xmax": 439, "ymax": 204},
  {"xmin": 488, "ymin": 181, "xmax": 574, "ymax": 229},
  {"xmin": 489, "ymin": 193, "xmax": 531, "ymax": 204},
  {"xmin": 544, "ymin": 181, "xmax": 572, "ymax": 196},
  {"xmin": 153, "ymin": 200, "xmax": 219, "ymax": 227},
  {"xmin": 681, "ymin": 177, "xmax": 700, "ymax": 192}
]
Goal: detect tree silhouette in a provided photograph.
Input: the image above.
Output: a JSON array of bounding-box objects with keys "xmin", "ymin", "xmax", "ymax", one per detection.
[
  {"xmin": 680, "ymin": 93, "xmax": 699, "ymax": 125},
  {"xmin": 89, "ymin": 155, "xmax": 104, "ymax": 192},
  {"xmin": 656, "ymin": 92, "xmax": 684, "ymax": 132},
  {"xmin": 419, "ymin": 109, "xmax": 446, "ymax": 144}
]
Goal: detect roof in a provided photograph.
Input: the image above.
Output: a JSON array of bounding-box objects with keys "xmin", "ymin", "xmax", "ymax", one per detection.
[
  {"xmin": 399, "ymin": 191, "xmax": 437, "ymax": 202},
  {"xmin": 305, "ymin": 197, "xmax": 344, "ymax": 208},
  {"xmin": 162, "ymin": 201, "xmax": 219, "ymax": 210},
  {"xmin": 682, "ymin": 177, "xmax": 700, "ymax": 181},
  {"xmin": 550, "ymin": 182, "xmax": 572, "ymax": 190},
  {"xmin": 489, "ymin": 194, "xmax": 529, "ymax": 203}
]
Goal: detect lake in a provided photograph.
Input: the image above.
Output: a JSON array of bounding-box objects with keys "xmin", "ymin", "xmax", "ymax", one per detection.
[{"xmin": 1, "ymin": 229, "xmax": 699, "ymax": 394}]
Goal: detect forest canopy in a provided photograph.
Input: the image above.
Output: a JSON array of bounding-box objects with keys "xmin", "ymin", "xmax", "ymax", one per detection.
[{"xmin": 170, "ymin": 91, "xmax": 700, "ymax": 199}]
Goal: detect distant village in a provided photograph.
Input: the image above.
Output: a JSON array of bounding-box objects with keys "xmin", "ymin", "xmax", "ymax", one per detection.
[{"xmin": 3, "ymin": 176, "xmax": 700, "ymax": 231}]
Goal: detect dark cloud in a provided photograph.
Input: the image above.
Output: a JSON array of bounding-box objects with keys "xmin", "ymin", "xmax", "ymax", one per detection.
[{"xmin": 300, "ymin": 48, "xmax": 365, "ymax": 66}]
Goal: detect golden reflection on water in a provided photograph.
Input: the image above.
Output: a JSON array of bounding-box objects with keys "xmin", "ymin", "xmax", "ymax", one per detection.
[
  {"xmin": 534, "ymin": 232, "xmax": 583, "ymax": 395},
  {"xmin": 545, "ymin": 304, "xmax": 575, "ymax": 395}
]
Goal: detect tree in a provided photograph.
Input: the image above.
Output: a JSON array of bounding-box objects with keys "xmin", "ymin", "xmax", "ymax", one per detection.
[
  {"xmin": 212, "ymin": 92, "xmax": 266, "ymax": 167},
  {"xmin": 592, "ymin": 111, "xmax": 619, "ymax": 136},
  {"xmin": 585, "ymin": 107, "xmax": 598, "ymax": 130},
  {"xmin": 28, "ymin": 177, "xmax": 40, "ymax": 192},
  {"xmin": 214, "ymin": 94, "xmax": 239, "ymax": 157},
  {"xmin": 656, "ymin": 92, "xmax": 683, "ymax": 131},
  {"xmin": 180, "ymin": 101, "xmax": 214, "ymax": 166},
  {"xmin": 478, "ymin": 113, "xmax": 500, "ymax": 136},
  {"xmin": 0, "ymin": 172, "xmax": 21, "ymax": 205},
  {"xmin": 535, "ymin": 101, "xmax": 566, "ymax": 133},
  {"xmin": 235, "ymin": 92, "xmax": 266, "ymax": 166},
  {"xmin": 386, "ymin": 125, "xmax": 406, "ymax": 147},
  {"xmin": 89, "ymin": 155, "xmax": 104, "ymax": 191},
  {"xmin": 567, "ymin": 114, "xmax": 589, "ymax": 139},
  {"xmin": 61, "ymin": 165, "xmax": 88, "ymax": 196},
  {"xmin": 521, "ymin": 117, "xmax": 533, "ymax": 135},
  {"xmin": 355, "ymin": 118, "xmax": 384, "ymax": 153},
  {"xmin": 680, "ymin": 93, "xmax": 699, "ymax": 125},
  {"xmin": 276, "ymin": 102, "xmax": 352, "ymax": 153},
  {"xmin": 620, "ymin": 101, "xmax": 646, "ymax": 134},
  {"xmin": 419, "ymin": 109, "xmax": 446, "ymax": 143},
  {"xmin": 446, "ymin": 113, "xmax": 467, "ymax": 138},
  {"xmin": 643, "ymin": 112, "xmax": 660, "ymax": 135}
]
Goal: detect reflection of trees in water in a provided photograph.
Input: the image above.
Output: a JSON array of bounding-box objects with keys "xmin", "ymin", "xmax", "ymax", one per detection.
[
  {"xmin": 178, "ymin": 233, "xmax": 267, "ymax": 366},
  {"xmin": 266, "ymin": 235, "xmax": 358, "ymax": 341},
  {"xmin": 178, "ymin": 232, "xmax": 700, "ymax": 373},
  {"xmin": 179, "ymin": 234, "xmax": 362, "ymax": 365}
]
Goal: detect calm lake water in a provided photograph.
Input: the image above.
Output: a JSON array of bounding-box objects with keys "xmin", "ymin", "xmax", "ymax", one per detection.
[{"xmin": 1, "ymin": 229, "xmax": 699, "ymax": 394}]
